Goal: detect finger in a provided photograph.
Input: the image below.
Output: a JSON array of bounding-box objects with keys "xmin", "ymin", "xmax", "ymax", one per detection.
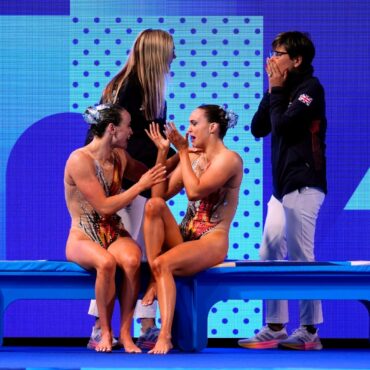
[
  {"xmin": 167, "ymin": 121, "xmax": 176, "ymax": 132},
  {"xmin": 149, "ymin": 123, "xmax": 157, "ymax": 137},
  {"xmin": 154, "ymin": 123, "xmax": 161, "ymax": 137},
  {"xmin": 164, "ymin": 124, "xmax": 171, "ymax": 137}
]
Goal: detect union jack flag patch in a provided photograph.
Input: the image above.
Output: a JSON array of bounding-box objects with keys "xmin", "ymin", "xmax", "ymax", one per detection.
[{"xmin": 298, "ymin": 94, "xmax": 313, "ymax": 106}]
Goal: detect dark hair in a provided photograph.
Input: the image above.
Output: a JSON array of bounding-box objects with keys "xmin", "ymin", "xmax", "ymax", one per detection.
[
  {"xmin": 272, "ymin": 31, "xmax": 315, "ymax": 70},
  {"xmin": 198, "ymin": 104, "xmax": 238, "ymax": 139},
  {"xmin": 83, "ymin": 104, "xmax": 125, "ymax": 138}
]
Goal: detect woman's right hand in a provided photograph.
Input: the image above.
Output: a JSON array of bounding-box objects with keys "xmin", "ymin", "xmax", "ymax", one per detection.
[
  {"xmin": 138, "ymin": 163, "xmax": 167, "ymax": 190},
  {"xmin": 145, "ymin": 122, "xmax": 170, "ymax": 152}
]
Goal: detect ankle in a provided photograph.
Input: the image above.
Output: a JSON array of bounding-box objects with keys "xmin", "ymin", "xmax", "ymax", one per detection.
[
  {"xmin": 267, "ymin": 323, "xmax": 284, "ymax": 332},
  {"xmin": 157, "ymin": 331, "xmax": 171, "ymax": 340},
  {"xmin": 303, "ymin": 325, "xmax": 317, "ymax": 334}
]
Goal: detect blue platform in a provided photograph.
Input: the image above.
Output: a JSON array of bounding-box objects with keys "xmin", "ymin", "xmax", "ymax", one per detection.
[{"xmin": 1, "ymin": 260, "xmax": 370, "ymax": 352}]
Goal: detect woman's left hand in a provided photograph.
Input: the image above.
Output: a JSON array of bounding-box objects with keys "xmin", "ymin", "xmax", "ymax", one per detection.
[{"xmin": 165, "ymin": 122, "xmax": 188, "ymax": 151}]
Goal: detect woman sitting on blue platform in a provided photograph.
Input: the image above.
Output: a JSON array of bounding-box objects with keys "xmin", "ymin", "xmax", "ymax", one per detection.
[{"xmin": 143, "ymin": 104, "xmax": 243, "ymax": 354}]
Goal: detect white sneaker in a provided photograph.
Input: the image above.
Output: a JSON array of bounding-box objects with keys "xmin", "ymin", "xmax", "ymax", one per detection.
[
  {"xmin": 238, "ymin": 325, "xmax": 288, "ymax": 349},
  {"xmin": 278, "ymin": 326, "xmax": 323, "ymax": 350}
]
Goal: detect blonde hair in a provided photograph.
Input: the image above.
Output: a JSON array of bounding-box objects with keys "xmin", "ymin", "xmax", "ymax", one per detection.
[{"xmin": 102, "ymin": 29, "xmax": 174, "ymax": 121}]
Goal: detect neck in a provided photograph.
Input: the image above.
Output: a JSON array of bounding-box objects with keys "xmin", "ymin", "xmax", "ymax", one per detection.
[
  {"xmin": 88, "ymin": 137, "xmax": 114, "ymax": 163},
  {"xmin": 204, "ymin": 138, "xmax": 225, "ymax": 161}
]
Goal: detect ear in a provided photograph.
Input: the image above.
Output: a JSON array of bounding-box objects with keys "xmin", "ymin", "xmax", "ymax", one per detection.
[
  {"xmin": 209, "ymin": 122, "xmax": 218, "ymax": 134},
  {"xmin": 107, "ymin": 122, "xmax": 115, "ymax": 134},
  {"xmin": 293, "ymin": 55, "xmax": 303, "ymax": 68}
]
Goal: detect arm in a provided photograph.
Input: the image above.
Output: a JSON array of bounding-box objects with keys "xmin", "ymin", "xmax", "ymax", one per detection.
[
  {"xmin": 144, "ymin": 123, "xmax": 171, "ymax": 197},
  {"xmin": 123, "ymin": 150, "xmax": 148, "ymax": 182},
  {"xmin": 270, "ymin": 80, "xmax": 324, "ymax": 136},
  {"xmin": 165, "ymin": 122, "xmax": 242, "ymax": 200},
  {"xmin": 67, "ymin": 150, "xmax": 166, "ymax": 216},
  {"xmin": 251, "ymin": 92, "xmax": 272, "ymax": 138},
  {"xmin": 178, "ymin": 150, "xmax": 242, "ymax": 200}
]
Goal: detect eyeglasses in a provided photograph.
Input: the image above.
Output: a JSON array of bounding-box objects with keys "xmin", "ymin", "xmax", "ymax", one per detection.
[{"xmin": 269, "ymin": 50, "xmax": 289, "ymax": 58}]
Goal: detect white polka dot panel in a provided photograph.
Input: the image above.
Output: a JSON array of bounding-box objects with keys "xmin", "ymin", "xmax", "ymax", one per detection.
[{"xmin": 71, "ymin": 16, "xmax": 263, "ymax": 338}]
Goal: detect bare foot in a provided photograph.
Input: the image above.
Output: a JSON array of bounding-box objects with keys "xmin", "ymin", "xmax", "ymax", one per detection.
[
  {"xmin": 142, "ymin": 283, "xmax": 156, "ymax": 306},
  {"xmin": 148, "ymin": 335, "xmax": 173, "ymax": 355},
  {"xmin": 95, "ymin": 332, "xmax": 112, "ymax": 353},
  {"xmin": 119, "ymin": 336, "xmax": 142, "ymax": 354}
]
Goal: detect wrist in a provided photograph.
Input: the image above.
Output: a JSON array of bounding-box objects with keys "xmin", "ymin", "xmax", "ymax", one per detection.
[
  {"xmin": 178, "ymin": 147, "xmax": 189, "ymax": 155},
  {"xmin": 159, "ymin": 148, "xmax": 169, "ymax": 155},
  {"xmin": 135, "ymin": 181, "xmax": 146, "ymax": 193}
]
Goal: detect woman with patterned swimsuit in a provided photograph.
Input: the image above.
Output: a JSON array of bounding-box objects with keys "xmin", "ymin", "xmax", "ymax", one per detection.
[
  {"xmin": 64, "ymin": 104, "xmax": 166, "ymax": 353},
  {"xmin": 77, "ymin": 151, "xmax": 130, "ymax": 248},
  {"xmin": 179, "ymin": 155, "xmax": 230, "ymax": 241},
  {"xmin": 143, "ymin": 105, "xmax": 243, "ymax": 354}
]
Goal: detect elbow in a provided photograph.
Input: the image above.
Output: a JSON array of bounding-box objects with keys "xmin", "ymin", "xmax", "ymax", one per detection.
[
  {"xmin": 98, "ymin": 210, "xmax": 112, "ymax": 219},
  {"xmin": 251, "ymin": 129, "xmax": 263, "ymax": 138},
  {"xmin": 95, "ymin": 205, "xmax": 114, "ymax": 218},
  {"xmin": 186, "ymin": 190, "xmax": 202, "ymax": 201}
]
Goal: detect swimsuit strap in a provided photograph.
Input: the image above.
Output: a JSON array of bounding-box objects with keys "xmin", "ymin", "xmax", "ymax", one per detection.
[{"xmin": 94, "ymin": 151, "xmax": 123, "ymax": 196}]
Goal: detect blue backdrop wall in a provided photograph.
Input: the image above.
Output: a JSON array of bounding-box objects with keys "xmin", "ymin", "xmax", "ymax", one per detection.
[{"xmin": 1, "ymin": 0, "xmax": 369, "ymax": 339}]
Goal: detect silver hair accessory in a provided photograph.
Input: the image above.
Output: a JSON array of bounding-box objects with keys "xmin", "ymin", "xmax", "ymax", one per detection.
[
  {"xmin": 219, "ymin": 105, "xmax": 239, "ymax": 129},
  {"xmin": 83, "ymin": 104, "xmax": 111, "ymax": 125}
]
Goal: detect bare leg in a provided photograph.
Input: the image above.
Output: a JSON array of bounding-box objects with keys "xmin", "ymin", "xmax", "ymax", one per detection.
[
  {"xmin": 151, "ymin": 232, "xmax": 227, "ymax": 354},
  {"xmin": 144, "ymin": 198, "xmax": 229, "ymax": 354},
  {"xmin": 142, "ymin": 280, "xmax": 156, "ymax": 306},
  {"xmin": 66, "ymin": 230, "xmax": 116, "ymax": 352},
  {"xmin": 109, "ymin": 237, "xmax": 142, "ymax": 353},
  {"xmin": 149, "ymin": 259, "xmax": 176, "ymax": 354},
  {"xmin": 143, "ymin": 198, "xmax": 183, "ymax": 354}
]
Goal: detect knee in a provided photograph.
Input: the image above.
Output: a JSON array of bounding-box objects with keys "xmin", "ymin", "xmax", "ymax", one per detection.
[
  {"xmin": 145, "ymin": 197, "xmax": 166, "ymax": 217},
  {"xmin": 151, "ymin": 255, "xmax": 169, "ymax": 278},
  {"xmin": 122, "ymin": 252, "xmax": 141, "ymax": 272},
  {"xmin": 96, "ymin": 254, "xmax": 116, "ymax": 276}
]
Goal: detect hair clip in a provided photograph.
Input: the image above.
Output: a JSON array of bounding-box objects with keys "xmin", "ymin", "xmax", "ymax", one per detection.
[
  {"xmin": 83, "ymin": 104, "xmax": 111, "ymax": 125},
  {"xmin": 219, "ymin": 105, "xmax": 238, "ymax": 129}
]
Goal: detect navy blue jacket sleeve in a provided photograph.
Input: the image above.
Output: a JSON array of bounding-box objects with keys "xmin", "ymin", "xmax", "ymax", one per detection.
[
  {"xmin": 269, "ymin": 80, "xmax": 324, "ymax": 137},
  {"xmin": 250, "ymin": 92, "xmax": 272, "ymax": 138}
]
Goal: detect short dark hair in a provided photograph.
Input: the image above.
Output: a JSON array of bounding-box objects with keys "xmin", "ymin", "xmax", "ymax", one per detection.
[
  {"xmin": 272, "ymin": 31, "xmax": 315, "ymax": 69},
  {"xmin": 83, "ymin": 104, "xmax": 124, "ymax": 138}
]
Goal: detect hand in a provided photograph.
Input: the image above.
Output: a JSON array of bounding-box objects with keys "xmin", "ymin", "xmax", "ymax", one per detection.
[
  {"xmin": 266, "ymin": 57, "xmax": 288, "ymax": 91},
  {"xmin": 138, "ymin": 163, "xmax": 167, "ymax": 190},
  {"xmin": 188, "ymin": 147, "xmax": 203, "ymax": 154},
  {"xmin": 164, "ymin": 122, "xmax": 188, "ymax": 151},
  {"xmin": 145, "ymin": 122, "xmax": 170, "ymax": 152}
]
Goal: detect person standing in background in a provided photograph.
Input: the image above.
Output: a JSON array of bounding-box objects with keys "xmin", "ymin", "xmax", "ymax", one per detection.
[
  {"xmin": 86, "ymin": 29, "xmax": 177, "ymax": 351},
  {"xmin": 238, "ymin": 31, "xmax": 327, "ymax": 351}
]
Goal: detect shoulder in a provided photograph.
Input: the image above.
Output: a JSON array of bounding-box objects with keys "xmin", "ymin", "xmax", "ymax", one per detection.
[
  {"xmin": 118, "ymin": 75, "xmax": 141, "ymax": 98},
  {"xmin": 294, "ymin": 76, "xmax": 325, "ymax": 106},
  {"xmin": 66, "ymin": 148, "xmax": 94, "ymax": 173},
  {"xmin": 220, "ymin": 149, "xmax": 243, "ymax": 167},
  {"xmin": 67, "ymin": 148, "xmax": 90, "ymax": 165},
  {"xmin": 65, "ymin": 148, "xmax": 95, "ymax": 185},
  {"xmin": 300, "ymin": 76, "xmax": 325, "ymax": 93}
]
